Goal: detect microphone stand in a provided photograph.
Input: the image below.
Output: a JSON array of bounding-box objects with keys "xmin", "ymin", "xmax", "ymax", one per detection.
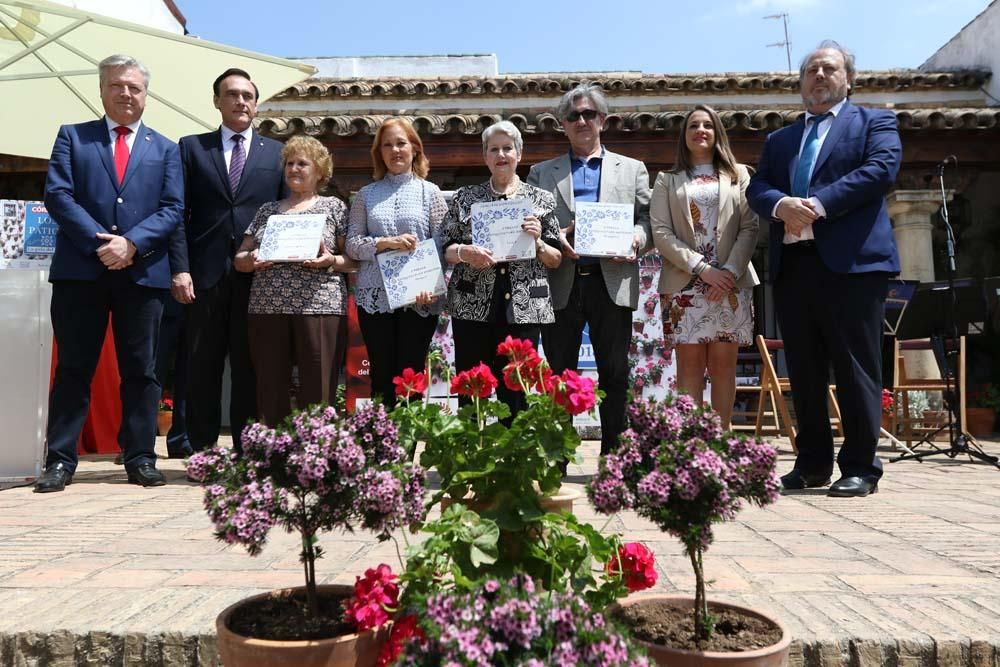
[{"xmin": 890, "ymin": 159, "xmax": 999, "ymax": 467}]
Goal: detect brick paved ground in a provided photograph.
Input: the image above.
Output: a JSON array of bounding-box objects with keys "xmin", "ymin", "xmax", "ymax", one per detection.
[{"xmin": 1, "ymin": 435, "xmax": 1000, "ymax": 665}]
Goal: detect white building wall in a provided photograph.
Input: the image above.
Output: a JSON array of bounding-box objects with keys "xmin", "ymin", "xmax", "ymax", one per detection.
[{"xmin": 921, "ymin": 0, "xmax": 1000, "ymax": 106}]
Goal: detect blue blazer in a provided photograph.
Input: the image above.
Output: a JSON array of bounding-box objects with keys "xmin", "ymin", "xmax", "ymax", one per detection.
[
  {"xmin": 747, "ymin": 101, "xmax": 902, "ymax": 280},
  {"xmin": 169, "ymin": 129, "xmax": 287, "ymax": 290},
  {"xmin": 44, "ymin": 118, "xmax": 184, "ymax": 289}
]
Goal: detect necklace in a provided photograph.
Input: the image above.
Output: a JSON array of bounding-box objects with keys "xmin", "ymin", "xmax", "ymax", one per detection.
[{"xmin": 489, "ymin": 176, "xmax": 520, "ymax": 198}]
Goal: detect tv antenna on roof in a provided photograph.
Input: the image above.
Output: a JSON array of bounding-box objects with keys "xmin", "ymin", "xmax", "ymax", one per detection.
[{"xmin": 764, "ymin": 13, "xmax": 792, "ymax": 74}]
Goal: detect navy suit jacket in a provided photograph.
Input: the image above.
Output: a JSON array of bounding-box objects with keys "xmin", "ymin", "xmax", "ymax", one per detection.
[
  {"xmin": 44, "ymin": 119, "xmax": 184, "ymax": 289},
  {"xmin": 747, "ymin": 101, "xmax": 902, "ymax": 280},
  {"xmin": 169, "ymin": 129, "xmax": 287, "ymax": 290}
]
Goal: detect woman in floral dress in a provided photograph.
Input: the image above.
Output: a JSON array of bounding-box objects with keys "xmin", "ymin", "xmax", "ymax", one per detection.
[{"xmin": 651, "ymin": 105, "xmax": 759, "ymax": 428}]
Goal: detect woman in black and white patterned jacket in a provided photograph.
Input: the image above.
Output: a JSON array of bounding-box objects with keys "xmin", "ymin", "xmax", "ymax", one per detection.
[{"xmin": 442, "ymin": 120, "xmax": 562, "ymax": 415}]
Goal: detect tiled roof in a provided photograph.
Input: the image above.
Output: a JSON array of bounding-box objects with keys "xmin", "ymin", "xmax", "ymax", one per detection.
[
  {"xmin": 271, "ymin": 70, "xmax": 989, "ymax": 99},
  {"xmin": 256, "ymin": 108, "xmax": 1000, "ymax": 138}
]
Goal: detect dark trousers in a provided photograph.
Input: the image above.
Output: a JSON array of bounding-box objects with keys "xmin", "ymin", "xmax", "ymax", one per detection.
[
  {"xmin": 47, "ymin": 275, "xmax": 165, "ymax": 473},
  {"xmin": 357, "ymin": 308, "xmax": 437, "ymax": 409},
  {"xmin": 452, "ymin": 318, "xmax": 540, "ymax": 418},
  {"xmin": 542, "ymin": 271, "xmax": 632, "ymax": 455},
  {"xmin": 183, "ymin": 268, "xmax": 256, "ymax": 451},
  {"xmin": 774, "ymin": 244, "xmax": 888, "ymax": 480},
  {"xmin": 155, "ymin": 298, "xmax": 189, "ymax": 453},
  {"xmin": 248, "ymin": 313, "xmax": 346, "ymax": 427}
]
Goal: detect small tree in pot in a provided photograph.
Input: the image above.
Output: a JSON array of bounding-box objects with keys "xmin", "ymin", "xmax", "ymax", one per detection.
[{"xmin": 588, "ymin": 393, "xmax": 781, "ymax": 647}]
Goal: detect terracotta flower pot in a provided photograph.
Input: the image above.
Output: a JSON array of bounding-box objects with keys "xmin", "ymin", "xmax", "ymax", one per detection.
[
  {"xmin": 156, "ymin": 410, "xmax": 173, "ymax": 436},
  {"xmin": 440, "ymin": 484, "xmax": 582, "ymax": 515},
  {"xmin": 216, "ymin": 585, "xmax": 389, "ymax": 667},
  {"xmin": 615, "ymin": 595, "xmax": 791, "ymax": 667},
  {"xmin": 965, "ymin": 407, "xmax": 996, "ymax": 437}
]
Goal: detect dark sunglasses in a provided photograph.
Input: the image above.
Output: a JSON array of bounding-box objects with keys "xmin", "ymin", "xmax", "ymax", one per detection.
[{"xmin": 565, "ymin": 109, "xmax": 600, "ymax": 123}]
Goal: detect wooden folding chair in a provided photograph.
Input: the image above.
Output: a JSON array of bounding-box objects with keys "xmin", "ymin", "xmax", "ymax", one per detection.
[
  {"xmin": 892, "ymin": 337, "xmax": 966, "ymax": 449},
  {"xmin": 754, "ymin": 335, "xmax": 844, "ymax": 453}
]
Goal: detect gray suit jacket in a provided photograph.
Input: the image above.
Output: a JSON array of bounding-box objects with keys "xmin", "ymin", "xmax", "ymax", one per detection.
[{"xmin": 527, "ymin": 150, "xmax": 652, "ymax": 311}]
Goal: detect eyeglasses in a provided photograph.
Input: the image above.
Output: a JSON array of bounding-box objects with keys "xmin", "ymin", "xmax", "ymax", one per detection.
[{"xmin": 565, "ymin": 109, "xmax": 600, "ymax": 123}]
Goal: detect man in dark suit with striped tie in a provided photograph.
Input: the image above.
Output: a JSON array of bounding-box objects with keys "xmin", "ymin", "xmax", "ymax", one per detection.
[
  {"xmin": 169, "ymin": 68, "xmax": 287, "ymax": 453},
  {"xmin": 748, "ymin": 41, "xmax": 902, "ymax": 498}
]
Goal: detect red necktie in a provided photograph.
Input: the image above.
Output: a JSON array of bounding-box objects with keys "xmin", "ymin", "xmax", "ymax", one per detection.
[{"xmin": 114, "ymin": 126, "xmax": 131, "ymax": 185}]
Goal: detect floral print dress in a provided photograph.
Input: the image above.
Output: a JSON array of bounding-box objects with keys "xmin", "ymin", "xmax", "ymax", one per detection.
[{"xmin": 661, "ymin": 165, "xmax": 753, "ymax": 347}]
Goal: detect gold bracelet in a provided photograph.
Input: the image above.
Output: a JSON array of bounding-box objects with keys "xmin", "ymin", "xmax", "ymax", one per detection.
[{"xmin": 456, "ymin": 244, "xmax": 465, "ymax": 263}]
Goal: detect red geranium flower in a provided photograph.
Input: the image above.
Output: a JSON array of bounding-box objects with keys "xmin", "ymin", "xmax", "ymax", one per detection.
[
  {"xmin": 549, "ymin": 369, "xmax": 597, "ymax": 416},
  {"xmin": 607, "ymin": 542, "xmax": 658, "ymax": 593},
  {"xmin": 344, "ymin": 564, "xmax": 399, "ymax": 631},
  {"xmin": 375, "ymin": 614, "xmax": 425, "ymax": 667},
  {"xmin": 393, "ymin": 368, "xmax": 428, "ymax": 399},
  {"xmin": 450, "ymin": 363, "xmax": 498, "ymax": 399},
  {"xmin": 496, "ymin": 336, "xmax": 538, "ymax": 364}
]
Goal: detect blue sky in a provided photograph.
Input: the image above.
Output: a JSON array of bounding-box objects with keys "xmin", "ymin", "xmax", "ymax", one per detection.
[{"xmin": 181, "ymin": 0, "xmax": 991, "ymax": 74}]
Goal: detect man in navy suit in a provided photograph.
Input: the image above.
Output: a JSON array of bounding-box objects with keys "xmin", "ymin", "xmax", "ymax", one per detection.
[
  {"xmin": 168, "ymin": 68, "xmax": 286, "ymax": 453},
  {"xmin": 748, "ymin": 41, "xmax": 901, "ymax": 498},
  {"xmin": 37, "ymin": 54, "xmax": 183, "ymax": 492}
]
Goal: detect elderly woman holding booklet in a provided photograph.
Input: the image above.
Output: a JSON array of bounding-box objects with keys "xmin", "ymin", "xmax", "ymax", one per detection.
[
  {"xmin": 442, "ymin": 120, "xmax": 562, "ymax": 416},
  {"xmin": 234, "ymin": 135, "xmax": 356, "ymax": 426}
]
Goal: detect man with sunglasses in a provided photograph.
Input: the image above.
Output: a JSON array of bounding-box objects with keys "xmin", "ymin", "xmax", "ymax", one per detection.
[{"xmin": 527, "ymin": 83, "xmax": 652, "ymax": 457}]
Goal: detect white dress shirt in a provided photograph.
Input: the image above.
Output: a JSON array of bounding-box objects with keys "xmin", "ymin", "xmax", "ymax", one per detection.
[
  {"xmin": 779, "ymin": 97, "xmax": 847, "ymax": 244},
  {"xmin": 104, "ymin": 116, "xmax": 142, "ymax": 156},
  {"xmin": 220, "ymin": 125, "xmax": 254, "ymax": 171}
]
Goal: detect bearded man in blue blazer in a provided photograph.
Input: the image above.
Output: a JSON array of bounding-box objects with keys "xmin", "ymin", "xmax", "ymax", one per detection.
[
  {"xmin": 747, "ymin": 41, "xmax": 902, "ymax": 498},
  {"xmin": 38, "ymin": 54, "xmax": 184, "ymax": 492}
]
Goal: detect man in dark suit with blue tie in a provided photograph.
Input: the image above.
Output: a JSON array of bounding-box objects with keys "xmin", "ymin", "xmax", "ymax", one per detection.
[
  {"xmin": 168, "ymin": 69, "xmax": 286, "ymax": 453},
  {"xmin": 37, "ymin": 54, "xmax": 183, "ymax": 492},
  {"xmin": 748, "ymin": 41, "xmax": 902, "ymax": 498}
]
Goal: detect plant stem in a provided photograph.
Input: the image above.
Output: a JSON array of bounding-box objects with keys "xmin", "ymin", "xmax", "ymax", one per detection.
[
  {"xmin": 688, "ymin": 544, "xmax": 708, "ymax": 641},
  {"xmin": 298, "ymin": 493, "xmax": 319, "ymax": 619}
]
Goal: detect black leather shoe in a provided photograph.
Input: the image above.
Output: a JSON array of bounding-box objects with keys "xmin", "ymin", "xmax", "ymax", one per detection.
[
  {"xmin": 828, "ymin": 476, "xmax": 878, "ymax": 497},
  {"xmin": 34, "ymin": 463, "xmax": 73, "ymax": 493},
  {"xmin": 127, "ymin": 462, "xmax": 167, "ymax": 487},
  {"xmin": 167, "ymin": 443, "xmax": 194, "ymax": 459},
  {"xmin": 780, "ymin": 469, "xmax": 832, "ymax": 491}
]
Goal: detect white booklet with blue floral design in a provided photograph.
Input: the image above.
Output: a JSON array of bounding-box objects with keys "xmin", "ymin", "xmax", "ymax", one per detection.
[
  {"xmin": 470, "ymin": 198, "xmax": 535, "ymax": 262},
  {"xmin": 257, "ymin": 214, "xmax": 326, "ymax": 262},
  {"xmin": 575, "ymin": 202, "xmax": 634, "ymax": 258},
  {"xmin": 377, "ymin": 238, "xmax": 446, "ymax": 310}
]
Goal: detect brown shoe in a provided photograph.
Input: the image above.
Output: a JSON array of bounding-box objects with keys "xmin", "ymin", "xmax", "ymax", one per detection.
[{"xmin": 114, "ymin": 452, "xmax": 124, "ymax": 466}]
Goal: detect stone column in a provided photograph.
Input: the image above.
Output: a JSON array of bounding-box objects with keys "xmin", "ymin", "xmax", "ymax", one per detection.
[{"xmin": 887, "ymin": 190, "xmax": 953, "ymax": 380}]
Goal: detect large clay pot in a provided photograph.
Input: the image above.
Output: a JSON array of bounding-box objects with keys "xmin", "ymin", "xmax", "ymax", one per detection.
[
  {"xmin": 965, "ymin": 407, "xmax": 996, "ymax": 437},
  {"xmin": 615, "ymin": 595, "xmax": 791, "ymax": 667},
  {"xmin": 216, "ymin": 585, "xmax": 389, "ymax": 666},
  {"xmin": 440, "ymin": 483, "xmax": 582, "ymax": 514}
]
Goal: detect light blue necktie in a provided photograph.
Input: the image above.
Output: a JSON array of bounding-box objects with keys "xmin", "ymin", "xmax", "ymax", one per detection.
[{"xmin": 791, "ymin": 112, "xmax": 831, "ymax": 197}]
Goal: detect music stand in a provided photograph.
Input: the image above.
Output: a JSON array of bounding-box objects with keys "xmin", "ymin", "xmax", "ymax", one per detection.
[
  {"xmin": 881, "ymin": 280, "xmax": 918, "ymax": 455},
  {"xmin": 890, "ymin": 278, "xmax": 998, "ymax": 467}
]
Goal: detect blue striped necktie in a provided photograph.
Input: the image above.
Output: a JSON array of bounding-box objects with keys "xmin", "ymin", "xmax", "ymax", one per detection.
[
  {"xmin": 791, "ymin": 112, "xmax": 831, "ymax": 197},
  {"xmin": 229, "ymin": 134, "xmax": 246, "ymax": 193}
]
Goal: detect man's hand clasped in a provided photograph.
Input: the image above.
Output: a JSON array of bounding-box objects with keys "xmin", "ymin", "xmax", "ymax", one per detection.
[
  {"xmin": 96, "ymin": 232, "xmax": 135, "ymax": 271},
  {"xmin": 776, "ymin": 196, "xmax": 819, "ymax": 238}
]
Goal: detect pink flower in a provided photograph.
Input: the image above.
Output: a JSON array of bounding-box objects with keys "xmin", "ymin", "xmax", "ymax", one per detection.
[
  {"xmin": 549, "ymin": 369, "xmax": 597, "ymax": 416},
  {"xmin": 607, "ymin": 542, "xmax": 658, "ymax": 593},
  {"xmin": 344, "ymin": 563, "xmax": 399, "ymax": 631},
  {"xmin": 393, "ymin": 368, "xmax": 428, "ymax": 399},
  {"xmin": 450, "ymin": 363, "xmax": 498, "ymax": 399}
]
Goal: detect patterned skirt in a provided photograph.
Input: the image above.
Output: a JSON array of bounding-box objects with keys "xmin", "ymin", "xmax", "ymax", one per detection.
[{"xmin": 660, "ymin": 281, "xmax": 754, "ymax": 347}]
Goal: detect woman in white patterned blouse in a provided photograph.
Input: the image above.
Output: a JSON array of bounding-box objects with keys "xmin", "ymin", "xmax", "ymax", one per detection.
[{"xmin": 346, "ymin": 119, "xmax": 447, "ymax": 408}]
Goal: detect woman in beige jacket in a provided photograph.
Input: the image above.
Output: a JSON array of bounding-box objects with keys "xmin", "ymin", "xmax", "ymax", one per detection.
[{"xmin": 651, "ymin": 104, "xmax": 759, "ymax": 428}]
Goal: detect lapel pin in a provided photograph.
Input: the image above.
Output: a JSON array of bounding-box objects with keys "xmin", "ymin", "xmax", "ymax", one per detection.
[{"xmin": 144, "ymin": 136, "xmax": 151, "ymax": 141}]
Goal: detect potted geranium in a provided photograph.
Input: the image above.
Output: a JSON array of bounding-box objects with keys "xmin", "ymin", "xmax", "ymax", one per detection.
[
  {"xmin": 588, "ymin": 393, "xmax": 790, "ymax": 665},
  {"xmin": 881, "ymin": 388, "xmax": 895, "ymax": 433},
  {"xmin": 186, "ymin": 403, "xmax": 427, "ymax": 666},
  {"xmin": 391, "ymin": 338, "xmax": 647, "ymax": 608},
  {"xmin": 157, "ymin": 396, "xmax": 173, "ymax": 436},
  {"xmin": 966, "ymin": 383, "xmax": 999, "ymax": 437},
  {"xmin": 383, "ymin": 574, "xmax": 653, "ymax": 666}
]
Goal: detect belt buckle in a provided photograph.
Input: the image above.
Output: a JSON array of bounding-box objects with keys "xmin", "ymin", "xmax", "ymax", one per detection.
[{"xmin": 577, "ymin": 264, "xmax": 598, "ymax": 276}]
